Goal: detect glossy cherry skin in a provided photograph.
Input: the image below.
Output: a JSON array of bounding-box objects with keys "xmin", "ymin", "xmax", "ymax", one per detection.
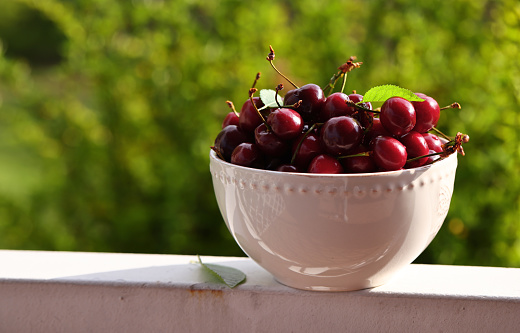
[
  {"xmin": 380, "ymin": 97, "xmax": 416, "ymax": 136},
  {"xmin": 363, "ymin": 117, "xmax": 392, "ymax": 146},
  {"xmin": 348, "ymin": 93, "xmax": 373, "ymax": 112},
  {"xmin": 291, "ymin": 132, "xmax": 323, "ymax": 171},
  {"xmin": 340, "ymin": 146, "xmax": 377, "ymax": 173},
  {"xmin": 254, "ymin": 123, "xmax": 290, "ymax": 157},
  {"xmin": 284, "ymin": 83, "xmax": 326, "ymax": 121},
  {"xmin": 276, "ymin": 164, "xmax": 300, "ymax": 173},
  {"xmin": 412, "ymin": 93, "xmax": 440, "ymax": 133},
  {"xmin": 231, "ymin": 143, "xmax": 264, "ymax": 168},
  {"xmin": 422, "ymin": 133, "xmax": 443, "ymax": 153},
  {"xmin": 425, "ymin": 149, "xmax": 441, "ymax": 164},
  {"xmin": 214, "ymin": 125, "xmax": 252, "ymax": 161},
  {"xmin": 399, "ymin": 131, "xmax": 429, "ymax": 168},
  {"xmin": 319, "ymin": 92, "xmax": 355, "ymax": 121},
  {"xmin": 320, "ymin": 116, "xmax": 363, "ymax": 155},
  {"xmin": 307, "ymin": 154, "xmax": 344, "ymax": 174},
  {"xmin": 238, "ymin": 97, "xmax": 265, "ymax": 133},
  {"xmin": 370, "ymin": 136, "xmax": 407, "ymax": 171},
  {"xmin": 222, "ymin": 112, "xmax": 239, "ymax": 128},
  {"xmin": 267, "ymin": 108, "xmax": 304, "ymax": 140}
]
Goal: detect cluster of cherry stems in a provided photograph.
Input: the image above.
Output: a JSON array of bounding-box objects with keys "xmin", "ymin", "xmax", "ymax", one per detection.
[{"xmin": 213, "ymin": 47, "xmax": 468, "ymax": 174}]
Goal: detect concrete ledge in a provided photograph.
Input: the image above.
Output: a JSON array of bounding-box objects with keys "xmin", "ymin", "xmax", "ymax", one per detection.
[{"xmin": 1, "ymin": 250, "xmax": 519, "ymax": 332}]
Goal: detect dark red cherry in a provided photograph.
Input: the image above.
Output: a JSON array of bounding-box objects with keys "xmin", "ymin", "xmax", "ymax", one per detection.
[
  {"xmin": 348, "ymin": 93, "xmax": 373, "ymax": 113},
  {"xmin": 307, "ymin": 154, "xmax": 344, "ymax": 174},
  {"xmin": 371, "ymin": 136, "xmax": 407, "ymax": 171},
  {"xmin": 222, "ymin": 112, "xmax": 239, "ymax": 128},
  {"xmin": 284, "ymin": 83, "xmax": 326, "ymax": 121},
  {"xmin": 276, "ymin": 164, "xmax": 300, "ymax": 173},
  {"xmin": 238, "ymin": 97, "xmax": 265, "ymax": 133},
  {"xmin": 266, "ymin": 108, "xmax": 304, "ymax": 140},
  {"xmin": 422, "ymin": 133, "xmax": 443, "ymax": 153},
  {"xmin": 412, "ymin": 93, "xmax": 440, "ymax": 133},
  {"xmin": 320, "ymin": 116, "xmax": 363, "ymax": 156},
  {"xmin": 340, "ymin": 146, "xmax": 377, "ymax": 173},
  {"xmin": 231, "ymin": 143, "xmax": 264, "ymax": 168},
  {"xmin": 214, "ymin": 125, "xmax": 252, "ymax": 161},
  {"xmin": 364, "ymin": 117, "xmax": 392, "ymax": 145},
  {"xmin": 264, "ymin": 156, "xmax": 286, "ymax": 170},
  {"xmin": 425, "ymin": 149, "xmax": 441, "ymax": 164},
  {"xmin": 319, "ymin": 92, "xmax": 355, "ymax": 121},
  {"xmin": 254, "ymin": 123, "xmax": 289, "ymax": 157},
  {"xmin": 399, "ymin": 131, "xmax": 430, "ymax": 168},
  {"xmin": 291, "ymin": 132, "xmax": 323, "ymax": 171},
  {"xmin": 380, "ymin": 97, "xmax": 416, "ymax": 136}
]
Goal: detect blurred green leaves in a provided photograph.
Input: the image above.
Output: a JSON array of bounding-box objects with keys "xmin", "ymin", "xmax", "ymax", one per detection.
[{"xmin": 0, "ymin": 0, "xmax": 518, "ymax": 266}]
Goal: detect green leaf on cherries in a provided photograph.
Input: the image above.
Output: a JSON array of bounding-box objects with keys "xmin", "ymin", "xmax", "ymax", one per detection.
[
  {"xmin": 362, "ymin": 84, "xmax": 425, "ymax": 103},
  {"xmin": 259, "ymin": 89, "xmax": 284, "ymax": 110},
  {"xmin": 197, "ymin": 255, "xmax": 246, "ymax": 288}
]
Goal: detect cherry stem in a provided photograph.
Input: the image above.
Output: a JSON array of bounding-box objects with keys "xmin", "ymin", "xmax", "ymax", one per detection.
[
  {"xmin": 340, "ymin": 72, "xmax": 348, "ymax": 93},
  {"xmin": 406, "ymin": 151, "xmax": 443, "ymax": 163},
  {"xmin": 249, "ymin": 88, "xmax": 271, "ymax": 131},
  {"xmin": 431, "ymin": 126, "xmax": 451, "ymax": 140},
  {"xmin": 252, "ymin": 72, "xmax": 261, "ymax": 89},
  {"xmin": 440, "ymin": 102, "xmax": 461, "ymax": 111},
  {"xmin": 226, "ymin": 100, "xmax": 240, "ymax": 118},
  {"xmin": 211, "ymin": 146, "xmax": 226, "ymax": 161},
  {"xmin": 323, "ymin": 72, "xmax": 342, "ymax": 95},
  {"xmin": 258, "ymin": 101, "xmax": 302, "ymax": 112},
  {"xmin": 337, "ymin": 151, "xmax": 371, "ymax": 159},
  {"xmin": 290, "ymin": 123, "xmax": 322, "ymax": 165},
  {"xmin": 267, "ymin": 45, "xmax": 299, "ymax": 89},
  {"xmin": 275, "ymin": 83, "xmax": 284, "ymax": 108},
  {"xmin": 347, "ymin": 100, "xmax": 380, "ymax": 114}
]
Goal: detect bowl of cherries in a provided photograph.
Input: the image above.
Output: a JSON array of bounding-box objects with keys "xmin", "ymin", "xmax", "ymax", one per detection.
[{"xmin": 210, "ymin": 47, "xmax": 469, "ymax": 291}]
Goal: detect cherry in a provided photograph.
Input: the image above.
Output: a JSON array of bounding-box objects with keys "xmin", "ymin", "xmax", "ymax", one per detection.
[
  {"xmin": 399, "ymin": 131, "xmax": 429, "ymax": 168},
  {"xmin": 348, "ymin": 93, "xmax": 373, "ymax": 112},
  {"xmin": 340, "ymin": 146, "xmax": 377, "ymax": 173},
  {"xmin": 412, "ymin": 93, "xmax": 440, "ymax": 133},
  {"xmin": 222, "ymin": 112, "xmax": 240, "ymax": 128},
  {"xmin": 276, "ymin": 164, "xmax": 300, "ymax": 172},
  {"xmin": 254, "ymin": 123, "xmax": 290, "ymax": 157},
  {"xmin": 319, "ymin": 92, "xmax": 355, "ymax": 121},
  {"xmin": 307, "ymin": 154, "xmax": 344, "ymax": 174},
  {"xmin": 363, "ymin": 117, "xmax": 392, "ymax": 146},
  {"xmin": 238, "ymin": 97, "xmax": 265, "ymax": 133},
  {"xmin": 214, "ymin": 125, "xmax": 252, "ymax": 161},
  {"xmin": 284, "ymin": 83, "xmax": 326, "ymax": 121},
  {"xmin": 422, "ymin": 133, "xmax": 443, "ymax": 153},
  {"xmin": 380, "ymin": 97, "xmax": 416, "ymax": 136},
  {"xmin": 291, "ymin": 132, "xmax": 323, "ymax": 171},
  {"xmin": 320, "ymin": 116, "xmax": 363, "ymax": 156},
  {"xmin": 231, "ymin": 143, "xmax": 264, "ymax": 168},
  {"xmin": 266, "ymin": 108, "xmax": 304, "ymax": 140},
  {"xmin": 370, "ymin": 136, "xmax": 407, "ymax": 171},
  {"xmin": 425, "ymin": 149, "xmax": 441, "ymax": 164}
]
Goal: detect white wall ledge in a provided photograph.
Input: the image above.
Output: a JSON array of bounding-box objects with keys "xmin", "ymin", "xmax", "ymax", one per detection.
[{"xmin": 1, "ymin": 250, "xmax": 519, "ymax": 332}]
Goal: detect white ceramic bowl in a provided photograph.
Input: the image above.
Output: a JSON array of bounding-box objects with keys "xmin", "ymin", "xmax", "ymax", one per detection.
[{"xmin": 209, "ymin": 150, "xmax": 457, "ymax": 291}]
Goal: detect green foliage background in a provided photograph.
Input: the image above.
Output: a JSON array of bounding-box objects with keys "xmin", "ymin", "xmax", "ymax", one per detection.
[{"xmin": 0, "ymin": 0, "xmax": 518, "ymax": 266}]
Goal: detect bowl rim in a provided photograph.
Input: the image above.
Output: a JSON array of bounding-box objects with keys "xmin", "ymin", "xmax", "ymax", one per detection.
[{"xmin": 209, "ymin": 149, "xmax": 457, "ymax": 178}]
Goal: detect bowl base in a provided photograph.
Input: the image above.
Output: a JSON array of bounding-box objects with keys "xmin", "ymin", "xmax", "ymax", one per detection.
[{"xmin": 273, "ymin": 276, "xmax": 386, "ymax": 292}]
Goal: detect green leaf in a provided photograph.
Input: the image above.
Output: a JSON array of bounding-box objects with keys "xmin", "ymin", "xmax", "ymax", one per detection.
[
  {"xmin": 259, "ymin": 89, "xmax": 284, "ymax": 110},
  {"xmin": 197, "ymin": 255, "xmax": 246, "ymax": 288},
  {"xmin": 362, "ymin": 84, "xmax": 425, "ymax": 103}
]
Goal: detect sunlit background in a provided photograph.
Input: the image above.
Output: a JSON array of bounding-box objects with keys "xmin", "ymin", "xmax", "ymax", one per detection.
[{"xmin": 0, "ymin": 0, "xmax": 518, "ymax": 266}]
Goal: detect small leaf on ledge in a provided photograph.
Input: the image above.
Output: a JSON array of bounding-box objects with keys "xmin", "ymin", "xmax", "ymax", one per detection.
[{"xmin": 197, "ymin": 255, "xmax": 246, "ymax": 288}]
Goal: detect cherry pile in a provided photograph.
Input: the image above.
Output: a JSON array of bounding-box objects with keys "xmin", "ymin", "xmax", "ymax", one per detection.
[{"xmin": 213, "ymin": 47, "xmax": 468, "ymax": 174}]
